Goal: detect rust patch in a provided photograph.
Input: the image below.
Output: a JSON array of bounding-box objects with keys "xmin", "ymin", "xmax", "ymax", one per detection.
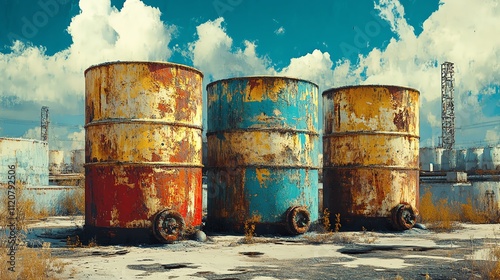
[
  {"xmin": 84, "ymin": 62, "xmax": 203, "ymax": 239},
  {"xmin": 393, "ymin": 109, "xmax": 410, "ymax": 131}
]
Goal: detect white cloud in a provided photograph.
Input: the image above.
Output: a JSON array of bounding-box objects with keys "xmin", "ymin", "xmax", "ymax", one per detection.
[
  {"xmin": 188, "ymin": 18, "xmax": 337, "ymax": 91},
  {"xmin": 188, "ymin": 17, "xmax": 274, "ymax": 81},
  {"xmin": 187, "ymin": 1, "xmax": 499, "ymax": 146},
  {"xmin": 0, "ymin": 0, "xmax": 175, "ymax": 150},
  {"xmin": 22, "ymin": 125, "xmax": 84, "ymax": 154},
  {"xmin": 68, "ymin": 128, "xmax": 85, "ymax": 150},
  {"xmin": 333, "ymin": 0, "xmax": 500, "ymax": 146},
  {"xmin": 2, "ymin": 0, "xmax": 499, "ymax": 150},
  {"xmin": 0, "ymin": 0, "xmax": 174, "ymax": 112},
  {"xmin": 279, "ymin": 50, "xmax": 334, "ymax": 90},
  {"xmin": 485, "ymin": 128, "xmax": 500, "ymax": 145}
]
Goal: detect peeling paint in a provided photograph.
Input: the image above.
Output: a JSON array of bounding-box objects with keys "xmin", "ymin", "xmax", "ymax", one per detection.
[
  {"xmin": 84, "ymin": 62, "xmax": 203, "ymax": 240},
  {"xmin": 256, "ymin": 168, "xmax": 271, "ymax": 187},
  {"xmin": 323, "ymin": 85, "xmax": 420, "ymax": 230},
  {"xmin": 207, "ymin": 77, "xmax": 319, "ymax": 233}
]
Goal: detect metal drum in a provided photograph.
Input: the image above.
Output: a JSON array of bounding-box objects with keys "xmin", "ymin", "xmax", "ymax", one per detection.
[
  {"xmin": 442, "ymin": 149, "xmax": 457, "ymax": 171},
  {"xmin": 207, "ymin": 76, "xmax": 319, "ymax": 235},
  {"xmin": 483, "ymin": 146, "xmax": 500, "ymax": 171},
  {"xmin": 71, "ymin": 149, "xmax": 85, "ymax": 173},
  {"xmin": 49, "ymin": 150, "xmax": 64, "ymax": 175},
  {"xmin": 466, "ymin": 147, "xmax": 484, "ymax": 171},
  {"xmin": 84, "ymin": 61, "xmax": 203, "ymax": 244},
  {"xmin": 419, "ymin": 147, "xmax": 442, "ymax": 172},
  {"xmin": 456, "ymin": 149, "xmax": 467, "ymax": 171},
  {"xmin": 323, "ymin": 85, "xmax": 420, "ymax": 231}
]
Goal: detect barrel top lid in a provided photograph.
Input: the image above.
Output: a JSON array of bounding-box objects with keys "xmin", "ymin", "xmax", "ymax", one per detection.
[
  {"xmin": 0, "ymin": 137, "xmax": 48, "ymax": 145},
  {"xmin": 206, "ymin": 75, "xmax": 318, "ymax": 89},
  {"xmin": 322, "ymin": 84, "xmax": 420, "ymax": 96},
  {"xmin": 84, "ymin": 61, "xmax": 203, "ymax": 77}
]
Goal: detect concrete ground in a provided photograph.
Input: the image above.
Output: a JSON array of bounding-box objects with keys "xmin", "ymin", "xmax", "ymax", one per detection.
[{"xmin": 24, "ymin": 217, "xmax": 500, "ymax": 280}]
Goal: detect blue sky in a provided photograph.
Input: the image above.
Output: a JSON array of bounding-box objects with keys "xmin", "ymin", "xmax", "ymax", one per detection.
[{"xmin": 0, "ymin": 0, "xmax": 499, "ymax": 153}]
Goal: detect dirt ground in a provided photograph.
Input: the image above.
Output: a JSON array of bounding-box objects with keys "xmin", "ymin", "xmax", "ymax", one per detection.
[{"xmin": 24, "ymin": 217, "xmax": 500, "ymax": 280}]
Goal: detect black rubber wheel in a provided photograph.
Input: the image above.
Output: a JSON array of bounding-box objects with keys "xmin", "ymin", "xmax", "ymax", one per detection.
[
  {"xmin": 391, "ymin": 203, "xmax": 417, "ymax": 230},
  {"xmin": 153, "ymin": 209, "xmax": 185, "ymax": 243},
  {"xmin": 285, "ymin": 206, "xmax": 311, "ymax": 235}
]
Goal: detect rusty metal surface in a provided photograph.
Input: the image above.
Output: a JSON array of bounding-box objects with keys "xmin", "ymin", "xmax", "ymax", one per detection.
[
  {"xmin": 84, "ymin": 61, "xmax": 203, "ymax": 243},
  {"xmin": 206, "ymin": 76, "xmax": 319, "ymax": 234},
  {"xmin": 322, "ymin": 85, "xmax": 420, "ymax": 230}
]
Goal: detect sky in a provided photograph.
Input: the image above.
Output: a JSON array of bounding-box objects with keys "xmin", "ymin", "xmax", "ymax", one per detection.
[{"xmin": 0, "ymin": 0, "xmax": 499, "ymax": 156}]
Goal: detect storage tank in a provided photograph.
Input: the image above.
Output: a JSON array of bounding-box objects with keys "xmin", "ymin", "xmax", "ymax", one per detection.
[
  {"xmin": 441, "ymin": 149, "xmax": 457, "ymax": 171},
  {"xmin": 0, "ymin": 138, "xmax": 49, "ymax": 187},
  {"xmin": 323, "ymin": 85, "xmax": 419, "ymax": 231},
  {"xmin": 207, "ymin": 76, "xmax": 319, "ymax": 235},
  {"xmin": 71, "ymin": 149, "xmax": 85, "ymax": 173},
  {"xmin": 483, "ymin": 146, "xmax": 500, "ymax": 171},
  {"xmin": 466, "ymin": 147, "xmax": 484, "ymax": 171},
  {"xmin": 419, "ymin": 147, "xmax": 445, "ymax": 171},
  {"xmin": 456, "ymin": 149, "xmax": 467, "ymax": 171},
  {"xmin": 49, "ymin": 150, "xmax": 64, "ymax": 175},
  {"xmin": 84, "ymin": 61, "xmax": 203, "ymax": 244}
]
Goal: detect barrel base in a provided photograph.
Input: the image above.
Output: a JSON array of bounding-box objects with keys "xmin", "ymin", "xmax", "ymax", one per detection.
[
  {"xmin": 83, "ymin": 226, "xmax": 158, "ymax": 245},
  {"xmin": 331, "ymin": 216, "xmax": 408, "ymax": 232},
  {"xmin": 206, "ymin": 220, "xmax": 317, "ymax": 236}
]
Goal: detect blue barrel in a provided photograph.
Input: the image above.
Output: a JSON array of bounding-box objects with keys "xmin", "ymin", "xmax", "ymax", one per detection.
[{"xmin": 207, "ymin": 76, "xmax": 319, "ymax": 235}]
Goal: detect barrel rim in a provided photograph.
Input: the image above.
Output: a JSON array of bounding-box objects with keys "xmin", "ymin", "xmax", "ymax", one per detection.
[
  {"xmin": 0, "ymin": 137, "xmax": 48, "ymax": 145},
  {"xmin": 206, "ymin": 75, "xmax": 319, "ymax": 89},
  {"xmin": 84, "ymin": 61, "xmax": 204, "ymax": 77},
  {"xmin": 322, "ymin": 84, "xmax": 420, "ymax": 96}
]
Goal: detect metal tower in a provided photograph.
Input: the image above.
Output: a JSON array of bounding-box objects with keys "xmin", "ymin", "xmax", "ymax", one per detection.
[
  {"xmin": 41, "ymin": 106, "xmax": 49, "ymax": 141},
  {"xmin": 440, "ymin": 62, "xmax": 455, "ymax": 150}
]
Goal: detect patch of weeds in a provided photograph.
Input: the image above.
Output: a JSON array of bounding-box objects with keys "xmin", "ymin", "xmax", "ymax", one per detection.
[
  {"xmin": 334, "ymin": 213, "xmax": 341, "ymax": 232},
  {"xmin": 303, "ymin": 232, "xmax": 356, "ymax": 245},
  {"xmin": 322, "ymin": 208, "xmax": 331, "ymax": 232},
  {"xmin": 420, "ymin": 190, "xmax": 500, "ymax": 232},
  {"xmin": 460, "ymin": 197, "xmax": 499, "ymax": 224},
  {"xmin": 359, "ymin": 227, "xmax": 378, "ymax": 244},
  {"xmin": 66, "ymin": 235, "xmax": 83, "ymax": 248},
  {"xmin": 60, "ymin": 187, "xmax": 85, "ymax": 216},
  {"xmin": 474, "ymin": 240, "xmax": 500, "ymax": 279},
  {"xmin": 0, "ymin": 183, "xmax": 65, "ymax": 279},
  {"xmin": 241, "ymin": 215, "xmax": 260, "ymax": 244},
  {"xmin": 0, "ymin": 243, "xmax": 66, "ymax": 279},
  {"xmin": 304, "ymin": 211, "xmax": 358, "ymax": 245},
  {"xmin": 419, "ymin": 190, "xmax": 459, "ymax": 232}
]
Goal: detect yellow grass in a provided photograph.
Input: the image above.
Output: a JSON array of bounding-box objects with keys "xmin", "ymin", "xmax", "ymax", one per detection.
[
  {"xmin": 0, "ymin": 243, "xmax": 65, "ymax": 280},
  {"xmin": 242, "ymin": 215, "xmax": 261, "ymax": 244},
  {"xmin": 418, "ymin": 190, "xmax": 500, "ymax": 231}
]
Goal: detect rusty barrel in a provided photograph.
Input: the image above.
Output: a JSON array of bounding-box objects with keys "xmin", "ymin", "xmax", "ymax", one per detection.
[
  {"xmin": 206, "ymin": 76, "xmax": 319, "ymax": 235},
  {"xmin": 84, "ymin": 61, "xmax": 203, "ymax": 244},
  {"xmin": 323, "ymin": 85, "xmax": 420, "ymax": 231}
]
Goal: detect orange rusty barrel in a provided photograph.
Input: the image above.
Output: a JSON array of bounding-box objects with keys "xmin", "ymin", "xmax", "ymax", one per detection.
[
  {"xmin": 84, "ymin": 61, "xmax": 203, "ymax": 244},
  {"xmin": 323, "ymin": 85, "xmax": 420, "ymax": 231}
]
